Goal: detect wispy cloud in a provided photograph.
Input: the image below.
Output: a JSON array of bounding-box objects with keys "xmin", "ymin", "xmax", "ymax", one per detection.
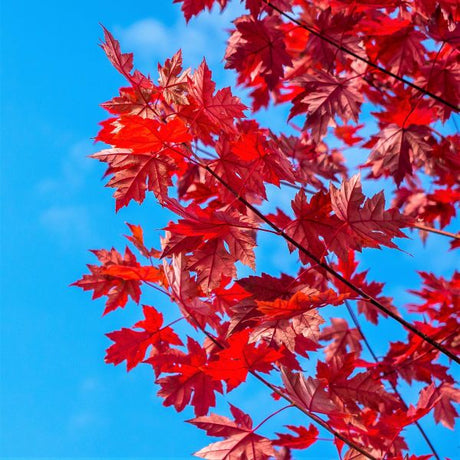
[
  {"xmin": 40, "ymin": 205, "xmax": 93, "ymax": 247},
  {"xmin": 37, "ymin": 139, "xmax": 99, "ymax": 248},
  {"xmin": 115, "ymin": 3, "xmax": 244, "ymax": 84},
  {"xmin": 36, "ymin": 140, "xmax": 95, "ymax": 196},
  {"xmin": 67, "ymin": 377, "xmax": 106, "ymax": 432}
]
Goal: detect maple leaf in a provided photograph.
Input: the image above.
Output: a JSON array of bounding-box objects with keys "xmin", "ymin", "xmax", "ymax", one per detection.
[
  {"xmin": 181, "ymin": 60, "xmax": 246, "ymax": 143},
  {"xmin": 284, "ymin": 190, "xmax": 336, "ymax": 263},
  {"xmin": 290, "ymin": 70, "xmax": 363, "ymax": 142},
  {"xmin": 187, "ymin": 240, "xmax": 237, "ymax": 293},
  {"xmin": 188, "ymin": 404, "xmax": 276, "ymax": 459},
  {"xmin": 100, "ymin": 26, "xmax": 133, "ymax": 78},
  {"xmin": 72, "ymin": 247, "xmax": 143, "ymax": 314},
  {"xmin": 105, "ymin": 305, "xmax": 182, "ymax": 370},
  {"xmin": 409, "ymin": 271, "xmax": 460, "ymax": 324},
  {"xmin": 273, "ymin": 424, "xmax": 319, "ymax": 449},
  {"xmin": 163, "ymin": 254, "xmax": 222, "ymax": 330},
  {"xmin": 206, "ymin": 330, "xmax": 283, "ymax": 390},
  {"xmin": 93, "ymin": 116, "xmax": 192, "ymax": 209},
  {"xmin": 225, "ymin": 15, "xmax": 292, "ymax": 90},
  {"xmin": 281, "ymin": 368, "xmax": 337, "ymax": 414},
  {"xmin": 303, "ymin": 8, "xmax": 365, "ymax": 67},
  {"xmin": 365, "ymin": 124, "xmax": 432, "ymax": 185},
  {"xmin": 156, "ymin": 337, "xmax": 223, "ymax": 416},
  {"xmin": 320, "ymin": 317, "xmax": 362, "ymax": 359},
  {"xmin": 158, "ymin": 50, "xmax": 190, "ymax": 105},
  {"xmin": 416, "ymin": 51, "xmax": 460, "ymax": 122},
  {"xmin": 432, "ymin": 384, "xmax": 460, "ymax": 429},
  {"xmin": 317, "ymin": 354, "xmax": 400, "ymax": 413},
  {"xmin": 329, "ymin": 174, "xmax": 409, "ymax": 257},
  {"xmin": 174, "ymin": 0, "xmax": 228, "ymax": 22},
  {"xmin": 251, "ymin": 309, "xmax": 324, "ymax": 358},
  {"xmin": 276, "ymin": 133, "xmax": 347, "ymax": 189},
  {"xmin": 375, "ymin": 25, "xmax": 426, "ymax": 76},
  {"xmin": 237, "ymin": 273, "xmax": 299, "ymax": 302},
  {"xmin": 163, "ymin": 200, "xmax": 257, "ymax": 269},
  {"xmin": 92, "ymin": 148, "xmax": 174, "ymax": 210}
]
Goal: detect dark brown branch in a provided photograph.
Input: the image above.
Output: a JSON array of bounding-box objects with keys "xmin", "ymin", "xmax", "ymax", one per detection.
[
  {"xmin": 190, "ymin": 150, "xmax": 459, "ymax": 364},
  {"xmin": 262, "ymin": 0, "xmax": 459, "ymax": 112}
]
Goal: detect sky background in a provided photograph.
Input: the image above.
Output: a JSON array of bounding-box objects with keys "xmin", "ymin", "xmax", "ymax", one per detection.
[{"xmin": 1, "ymin": 1, "xmax": 459, "ymax": 459}]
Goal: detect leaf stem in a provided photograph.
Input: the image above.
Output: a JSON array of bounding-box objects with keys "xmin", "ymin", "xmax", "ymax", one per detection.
[{"xmin": 253, "ymin": 404, "xmax": 293, "ymax": 432}]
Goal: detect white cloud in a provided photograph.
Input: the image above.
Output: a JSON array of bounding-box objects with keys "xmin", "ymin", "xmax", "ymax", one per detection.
[
  {"xmin": 115, "ymin": 2, "xmax": 245, "ymax": 79},
  {"xmin": 40, "ymin": 205, "xmax": 93, "ymax": 247},
  {"xmin": 80, "ymin": 377, "xmax": 101, "ymax": 392},
  {"xmin": 36, "ymin": 139, "xmax": 95, "ymax": 196},
  {"xmin": 68, "ymin": 410, "xmax": 101, "ymax": 430}
]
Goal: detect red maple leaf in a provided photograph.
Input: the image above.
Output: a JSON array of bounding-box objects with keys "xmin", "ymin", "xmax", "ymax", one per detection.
[
  {"xmin": 188, "ymin": 404, "xmax": 276, "ymax": 459},
  {"xmin": 206, "ymin": 330, "xmax": 283, "ymax": 390},
  {"xmin": 320, "ymin": 317, "xmax": 362, "ymax": 360},
  {"xmin": 225, "ymin": 15, "xmax": 292, "ymax": 90},
  {"xmin": 365, "ymin": 124, "xmax": 432, "ymax": 185},
  {"xmin": 174, "ymin": 0, "xmax": 228, "ymax": 22},
  {"xmin": 105, "ymin": 305, "xmax": 183, "ymax": 370},
  {"xmin": 281, "ymin": 368, "xmax": 338, "ymax": 414},
  {"xmin": 329, "ymin": 174, "xmax": 410, "ymax": 257},
  {"xmin": 374, "ymin": 25, "xmax": 426, "ymax": 76},
  {"xmin": 284, "ymin": 190, "xmax": 336, "ymax": 262},
  {"xmin": 290, "ymin": 70, "xmax": 363, "ymax": 141},
  {"xmin": 180, "ymin": 59, "xmax": 246, "ymax": 143},
  {"xmin": 432, "ymin": 384, "xmax": 460, "ymax": 429},
  {"xmin": 157, "ymin": 49, "xmax": 190, "ymax": 105},
  {"xmin": 73, "ymin": 247, "xmax": 144, "ymax": 314},
  {"xmin": 273, "ymin": 424, "xmax": 319, "ymax": 449},
  {"xmin": 156, "ymin": 337, "xmax": 223, "ymax": 416},
  {"xmin": 93, "ymin": 116, "xmax": 192, "ymax": 209}
]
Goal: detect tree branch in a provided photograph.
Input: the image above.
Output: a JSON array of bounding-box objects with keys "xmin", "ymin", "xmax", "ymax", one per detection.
[
  {"xmin": 185, "ymin": 147, "xmax": 459, "ymax": 364},
  {"xmin": 262, "ymin": 0, "xmax": 459, "ymax": 112}
]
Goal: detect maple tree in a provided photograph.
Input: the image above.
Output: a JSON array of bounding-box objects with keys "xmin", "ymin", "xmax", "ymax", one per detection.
[{"xmin": 74, "ymin": 1, "xmax": 460, "ymax": 458}]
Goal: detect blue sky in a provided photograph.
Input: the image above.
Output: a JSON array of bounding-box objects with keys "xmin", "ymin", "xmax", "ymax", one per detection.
[{"xmin": 1, "ymin": 1, "xmax": 459, "ymax": 459}]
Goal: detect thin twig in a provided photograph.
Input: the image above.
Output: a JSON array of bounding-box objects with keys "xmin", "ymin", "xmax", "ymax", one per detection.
[{"xmin": 413, "ymin": 222, "xmax": 460, "ymax": 240}]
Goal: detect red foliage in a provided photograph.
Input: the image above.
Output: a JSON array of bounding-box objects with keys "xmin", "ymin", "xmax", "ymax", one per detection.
[{"xmin": 75, "ymin": 2, "xmax": 459, "ymax": 459}]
